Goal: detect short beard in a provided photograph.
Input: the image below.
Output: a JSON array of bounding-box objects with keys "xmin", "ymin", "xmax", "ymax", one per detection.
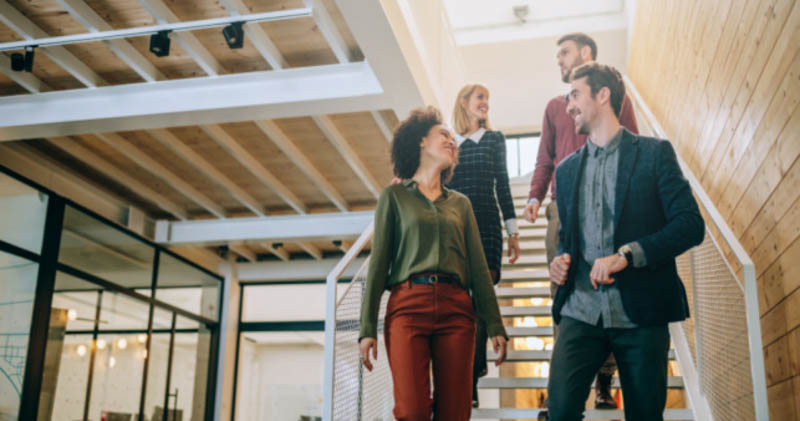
[
  {"xmin": 577, "ymin": 121, "xmax": 590, "ymax": 135},
  {"xmin": 561, "ymin": 71, "xmax": 571, "ymax": 83}
]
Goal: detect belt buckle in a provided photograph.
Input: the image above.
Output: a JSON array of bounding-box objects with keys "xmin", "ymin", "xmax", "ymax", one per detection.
[{"xmin": 430, "ymin": 274, "xmax": 438, "ymax": 284}]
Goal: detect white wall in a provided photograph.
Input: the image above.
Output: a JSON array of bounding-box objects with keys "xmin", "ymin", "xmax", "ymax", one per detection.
[{"xmin": 458, "ymin": 28, "xmax": 629, "ymax": 134}]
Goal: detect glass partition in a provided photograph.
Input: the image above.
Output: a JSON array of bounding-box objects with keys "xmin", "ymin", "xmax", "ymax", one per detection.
[
  {"xmin": 0, "ymin": 171, "xmax": 48, "ymax": 254},
  {"xmin": 157, "ymin": 253, "xmax": 220, "ymax": 321}
]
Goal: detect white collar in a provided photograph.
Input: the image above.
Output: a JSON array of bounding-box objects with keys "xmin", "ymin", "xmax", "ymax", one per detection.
[{"xmin": 455, "ymin": 127, "xmax": 487, "ymax": 146}]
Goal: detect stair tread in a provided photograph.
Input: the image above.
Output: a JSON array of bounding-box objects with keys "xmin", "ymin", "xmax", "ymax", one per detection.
[
  {"xmin": 500, "ymin": 305, "xmax": 551, "ymax": 317},
  {"xmin": 505, "ymin": 240, "xmax": 546, "ymax": 250},
  {"xmin": 495, "ymin": 287, "xmax": 551, "ymax": 298},
  {"xmin": 471, "ymin": 408, "xmax": 693, "ymax": 419},
  {"xmin": 505, "ymin": 326, "xmax": 554, "ymax": 336},
  {"xmin": 488, "ymin": 349, "xmax": 676, "ymax": 361},
  {"xmin": 478, "ymin": 376, "xmax": 685, "ymax": 389},
  {"xmin": 501, "ymin": 269, "xmax": 549, "ymax": 281}
]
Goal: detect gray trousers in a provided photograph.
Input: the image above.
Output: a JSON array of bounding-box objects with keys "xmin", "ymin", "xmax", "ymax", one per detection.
[{"xmin": 545, "ymin": 201, "xmax": 616, "ymax": 377}]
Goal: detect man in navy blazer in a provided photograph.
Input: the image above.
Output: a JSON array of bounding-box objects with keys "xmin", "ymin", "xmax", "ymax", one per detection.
[{"xmin": 546, "ymin": 62, "xmax": 704, "ymax": 421}]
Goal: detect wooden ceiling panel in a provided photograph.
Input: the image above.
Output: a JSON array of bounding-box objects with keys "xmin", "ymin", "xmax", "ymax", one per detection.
[
  {"xmin": 63, "ymin": 41, "xmax": 145, "ymax": 85},
  {"xmin": 379, "ymin": 109, "xmax": 400, "ymax": 132},
  {"xmin": 191, "ymin": 27, "xmax": 271, "ymax": 74},
  {"xmin": 241, "ymin": 0, "xmax": 306, "ymax": 14},
  {"xmin": 273, "ymin": 117, "xmax": 375, "ymax": 204},
  {"xmin": 329, "ymin": 111, "xmax": 393, "ymax": 187},
  {"xmin": 0, "ymin": 70, "xmax": 28, "ymax": 96},
  {"xmin": 125, "ymin": 35, "xmax": 207, "ymax": 79},
  {"xmin": 25, "ymin": 139, "xmax": 170, "ymax": 217},
  {"xmin": 259, "ymin": 17, "xmax": 338, "ymax": 67},
  {"xmin": 167, "ymin": 125, "xmax": 287, "ymax": 211},
  {"xmin": 6, "ymin": 0, "xmax": 87, "ymax": 37},
  {"xmin": 118, "ymin": 130, "xmax": 250, "ymax": 215},
  {"xmin": 15, "ymin": 50, "xmax": 84, "ymax": 90},
  {"xmin": 70, "ymin": 134, "xmax": 210, "ymax": 217},
  {"xmin": 83, "ymin": 0, "xmax": 160, "ymax": 28},
  {"xmin": 218, "ymin": 121, "xmax": 328, "ymax": 209}
]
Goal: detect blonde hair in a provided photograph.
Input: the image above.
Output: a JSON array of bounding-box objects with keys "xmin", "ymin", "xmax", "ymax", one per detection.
[{"xmin": 452, "ymin": 84, "xmax": 492, "ymax": 135}]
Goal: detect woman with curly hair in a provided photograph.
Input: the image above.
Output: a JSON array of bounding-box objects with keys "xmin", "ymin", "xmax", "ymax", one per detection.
[
  {"xmin": 450, "ymin": 83, "xmax": 520, "ymax": 407},
  {"xmin": 359, "ymin": 106, "xmax": 508, "ymax": 421}
]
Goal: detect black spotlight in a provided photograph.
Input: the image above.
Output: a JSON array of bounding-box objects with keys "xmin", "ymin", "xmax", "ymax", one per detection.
[
  {"xmin": 149, "ymin": 30, "xmax": 171, "ymax": 57},
  {"xmin": 222, "ymin": 22, "xmax": 244, "ymax": 49},
  {"xmin": 11, "ymin": 46, "xmax": 35, "ymax": 72}
]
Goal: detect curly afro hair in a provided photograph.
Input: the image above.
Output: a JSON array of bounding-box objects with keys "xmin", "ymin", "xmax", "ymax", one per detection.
[{"xmin": 391, "ymin": 106, "xmax": 456, "ymax": 184}]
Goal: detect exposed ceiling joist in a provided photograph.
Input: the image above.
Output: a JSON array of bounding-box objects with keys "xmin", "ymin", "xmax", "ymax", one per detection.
[
  {"xmin": 255, "ymin": 120, "xmax": 349, "ymax": 212},
  {"xmin": 262, "ymin": 243, "xmax": 289, "ymax": 262},
  {"xmin": 312, "ymin": 115, "xmax": 381, "ymax": 198},
  {"xmin": 201, "ymin": 124, "xmax": 307, "ymax": 215},
  {"xmin": 95, "ymin": 132, "xmax": 228, "ymax": 218},
  {"xmin": 305, "ymin": 0, "xmax": 351, "ymax": 63},
  {"xmin": 0, "ymin": 62, "xmax": 384, "ymax": 141},
  {"xmin": 335, "ymin": 240, "xmax": 352, "ymax": 253},
  {"xmin": 229, "ymin": 242, "xmax": 257, "ymax": 262},
  {"xmin": 0, "ymin": 54, "xmax": 50, "ymax": 93},
  {"xmin": 50, "ymin": 137, "xmax": 189, "ymax": 220},
  {"xmin": 219, "ymin": 0, "xmax": 289, "ymax": 70},
  {"xmin": 296, "ymin": 241, "xmax": 323, "ymax": 260},
  {"xmin": 226, "ymin": 256, "xmax": 367, "ymax": 282},
  {"xmin": 136, "ymin": 0, "xmax": 223, "ymax": 76},
  {"xmin": 371, "ymin": 111, "xmax": 393, "ymax": 143},
  {"xmin": 0, "ymin": 1, "xmax": 107, "ymax": 88},
  {"xmin": 54, "ymin": 0, "xmax": 166, "ymax": 83},
  {"xmin": 154, "ymin": 211, "xmax": 372, "ymax": 246},
  {"xmin": 148, "ymin": 128, "xmax": 267, "ymax": 217}
]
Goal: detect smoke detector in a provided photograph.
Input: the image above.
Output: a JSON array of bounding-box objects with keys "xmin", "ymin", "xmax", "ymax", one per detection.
[{"xmin": 513, "ymin": 5, "xmax": 529, "ymax": 23}]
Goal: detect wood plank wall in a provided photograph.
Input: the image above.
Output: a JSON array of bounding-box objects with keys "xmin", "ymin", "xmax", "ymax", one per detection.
[{"xmin": 628, "ymin": 0, "xmax": 800, "ymax": 419}]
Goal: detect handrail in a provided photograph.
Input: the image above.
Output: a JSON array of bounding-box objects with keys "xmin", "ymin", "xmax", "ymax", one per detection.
[
  {"xmin": 322, "ymin": 220, "xmax": 374, "ymax": 421},
  {"xmin": 624, "ymin": 75, "xmax": 769, "ymax": 421}
]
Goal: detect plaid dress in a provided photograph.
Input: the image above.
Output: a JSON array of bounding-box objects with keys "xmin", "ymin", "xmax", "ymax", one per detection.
[{"xmin": 448, "ymin": 130, "xmax": 516, "ymax": 276}]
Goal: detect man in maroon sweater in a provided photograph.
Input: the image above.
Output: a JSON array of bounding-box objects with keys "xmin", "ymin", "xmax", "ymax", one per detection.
[{"xmin": 523, "ymin": 33, "xmax": 639, "ymax": 414}]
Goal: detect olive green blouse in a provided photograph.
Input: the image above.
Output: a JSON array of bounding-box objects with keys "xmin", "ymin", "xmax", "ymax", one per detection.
[{"xmin": 359, "ymin": 179, "xmax": 508, "ymax": 341}]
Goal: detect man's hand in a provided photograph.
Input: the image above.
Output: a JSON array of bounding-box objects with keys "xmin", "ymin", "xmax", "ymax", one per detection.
[
  {"xmin": 507, "ymin": 235, "xmax": 521, "ymax": 264},
  {"xmin": 523, "ymin": 200, "xmax": 540, "ymax": 223},
  {"xmin": 359, "ymin": 337, "xmax": 378, "ymax": 371},
  {"xmin": 549, "ymin": 254, "xmax": 571, "ymax": 285},
  {"xmin": 589, "ymin": 253, "xmax": 628, "ymax": 290},
  {"xmin": 491, "ymin": 335, "xmax": 507, "ymax": 366}
]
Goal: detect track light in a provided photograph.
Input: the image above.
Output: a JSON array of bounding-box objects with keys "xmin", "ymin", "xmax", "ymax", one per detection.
[
  {"xmin": 10, "ymin": 46, "xmax": 35, "ymax": 72},
  {"xmin": 222, "ymin": 22, "xmax": 244, "ymax": 49},
  {"xmin": 149, "ymin": 30, "xmax": 171, "ymax": 57}
]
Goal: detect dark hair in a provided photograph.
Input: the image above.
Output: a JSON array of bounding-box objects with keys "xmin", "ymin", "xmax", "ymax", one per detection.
[
  {"xmin": 391, "ymin": 106, "xmax": 455, "ymax": 184},
  {"xmin": 569, "ymin": 62, "xmax": 625, "ymax": 117},
  {"xmin": 557, "ymin": 33, "xmax": 597, "ymax": 60}
]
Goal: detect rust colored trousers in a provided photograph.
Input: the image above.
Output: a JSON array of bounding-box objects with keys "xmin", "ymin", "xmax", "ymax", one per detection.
[{"xmin": 384, "ymin": 281, "xmax": 476, "ymax": 421}]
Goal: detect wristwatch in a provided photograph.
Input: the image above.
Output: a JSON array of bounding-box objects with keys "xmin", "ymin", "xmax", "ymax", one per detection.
[{"xmin": 618, "ymin": 244, "xmax": 633, "ymax": 265}]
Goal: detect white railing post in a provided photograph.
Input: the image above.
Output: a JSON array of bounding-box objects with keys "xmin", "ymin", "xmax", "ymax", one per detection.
[{"xmin": 322, "ymin": 221, "xmax": 374, "ymax": 421}]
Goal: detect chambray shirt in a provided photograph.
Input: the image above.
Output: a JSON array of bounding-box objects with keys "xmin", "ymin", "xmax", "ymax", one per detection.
[{"xmin": 560, "ymin": 129, "xmax": 639, "ymax": 328}]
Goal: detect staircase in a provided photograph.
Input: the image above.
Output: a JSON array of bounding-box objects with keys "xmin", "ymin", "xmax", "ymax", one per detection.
[{"xmin": 471, "ymin": 179, "xmax": 694, "ymax": 420}]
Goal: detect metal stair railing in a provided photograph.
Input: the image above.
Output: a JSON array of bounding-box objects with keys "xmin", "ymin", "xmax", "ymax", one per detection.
[{"xmin": 624, "ymin": 76, "xmax": 769, "ymax": 421}]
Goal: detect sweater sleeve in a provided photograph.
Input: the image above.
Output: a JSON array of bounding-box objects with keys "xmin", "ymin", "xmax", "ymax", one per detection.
[
  {"xmin": 463, "ymin": 196, "xmax": 508, "ymax": 340},
  {"xmin": 492, "ymin": 132, "xmax": 518, "ymax": 228},
  {"xmin": 529, "ymin": 100, "xmax": 558, "ymax": 202},
  {"xmin": 359, "ymin": 187, "xmax": 395, "ymax": 340}
]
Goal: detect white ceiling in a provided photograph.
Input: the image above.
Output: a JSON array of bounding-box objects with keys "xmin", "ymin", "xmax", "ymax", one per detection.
[{"xmin": 443, "ymin": 0, "xmax": 624, "ymax": 31}]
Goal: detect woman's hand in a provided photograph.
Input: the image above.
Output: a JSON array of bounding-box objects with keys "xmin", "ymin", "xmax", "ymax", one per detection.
[
  {"xmin": 507, "ymin": 235, "xmax": 521, "ymax": 264},
  {"xmin": 390, "ymin": 177, "xmax": 403, "ymax": 185},
  {"xmin": 491, "ymin": 335, "xmax": 507, "ymax": 366},
  {"xmin": 359, "ymin": 337, "xmax": 378, "ymax": 371}
]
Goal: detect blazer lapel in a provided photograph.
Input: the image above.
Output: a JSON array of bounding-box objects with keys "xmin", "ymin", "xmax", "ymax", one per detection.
[{"xmin": 614, "ymin": 129, "xmax": 639, "ymax": 229}]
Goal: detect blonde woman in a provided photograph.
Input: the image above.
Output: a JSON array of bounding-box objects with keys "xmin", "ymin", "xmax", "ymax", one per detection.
[{"xmin": 449, "ymin": 83, "xmax": 520, "ymax": 407}]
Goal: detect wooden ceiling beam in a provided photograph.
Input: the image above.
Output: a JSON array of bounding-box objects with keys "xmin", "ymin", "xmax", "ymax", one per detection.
[
  {"xmin": 371, "ymin": 111, "xmax": 393, "ymax": 143},
  {"xmin": 148, "ymin": 128, "xmax": 267, "ymax": 217},
  {"xmin": 312, "ymin": 115, "xmax": 380, "ymax": 198},
  {"xmin": 136, "ymin": 0, "xmax": 224, "ymax": 76},
  {"xmin": 202, "ymin": 124, "xmax": 307, "ymax": 215},
  {"xmin": 50, "ymin": 136, "xmax": 188, "ymax": 220},
  {"xmin": 0, "ymin": 2, "xmax": 107, "ymax": 88},
  {"xmin": 262, "ymin": 243, "xmax": 289, "ymax": 262},
  {"xmin": 95, "ymin": 132, "xmax": 227, "ymax": 218},
  {"xmin": 54, "ymin": 0, "xmax": 166, "ymax": 83},
  {"xmin": 254, "ymin": 120, "xmax": 349, "ymax": 212},
  {"xmin": 229, "ymin": 242, "xmax": 257, "ymax": 262}
]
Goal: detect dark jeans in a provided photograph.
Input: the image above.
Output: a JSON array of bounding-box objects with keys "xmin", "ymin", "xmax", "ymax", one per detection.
[{"xmin": 547, "ymin": 316, "xmax": 670, "ymax": 421}]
